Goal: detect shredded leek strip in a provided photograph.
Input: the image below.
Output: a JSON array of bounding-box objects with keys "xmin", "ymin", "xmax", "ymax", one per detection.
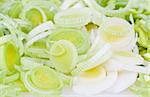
[
  {"xmin": 26, "ymin": 32, "xmax": 50, "ymax": 47},
  {"xmin": 28, "ymin": 21, "xmax": 53, "ymax": 39},
  {"xmin": 20, "ymin": 57, "xmax": 43, "ymax": 71},
  {"xmin": 21, "ymin": 57, "xmax": 54, "ymax": 68},
  {"xmin": 0, "ymin": 35, "xmax": 12, "ymax": 46},
  {"xmin": 71, "ymin": 0, "xmax": 85, "ymax": 9},
  {"xmin": 54, "ymin": 8, "xmax": 92, "ymax": 27},
  {"xmin": 83, "ymin": 0, "xmax": 133, "ymax": 17},
  {"xmin": 59, "ymin": 73, "xmax": 72, "ymax": 86},
  {"xmin": 72, "ymin": 44, "xmax": 112, "ymax": 74},
  {"xmin": 60, "ymin": 0, "xmax": 79, "ymax": 10},
  {"xmin": 25, "ymin": 47, "xmax": 50, "ymax": 59},
  {"xmin": 2, "ymin": 73, "xmax": 19, "ymax": 84}
]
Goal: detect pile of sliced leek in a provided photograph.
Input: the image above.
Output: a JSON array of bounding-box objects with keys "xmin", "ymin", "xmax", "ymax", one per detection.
[{"xmin": 0, "ymin": 0, "xmax": 149, "ymax": 97}]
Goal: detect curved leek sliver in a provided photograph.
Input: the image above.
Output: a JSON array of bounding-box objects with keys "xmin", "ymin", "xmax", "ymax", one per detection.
[
  {"xmin": 0, "ymin": 35, "xmax": 12, "ymax": 46},
  {"xmin": 25, "ymin": 47, "xmax": 50, "ymax": 59},
  {"xmin": 14, "ymin": 19, "xmax": 32, "ymax": 33},
  {"xmin": 6, "ymin": 1, "xmax": 23, "ymax": 18},
  {"xmin": 48, "ymin": 28, "xmax": 90, "ymax": 54},
  {"xmin": 72, "ymin": 44, "xmax": 112, "ymax": 74},
  {"xmin": 2, "ymin": 73, "xmax": 19, "ymax": 84},
  {"xmin": 61, "ymin": 0, "xmax": 79, "ymax": 10},
  {"xmin": 83, "ymin": 0, "xmax": 132, "ymax": 17},
  {"xmin": 50, "ymin": 40, "xmax": 78, "ymax": 73},
  {"xmin": 54, "ymin": 8, "xmax": 91, "ymax": 27},
  {"xmin": 0, "ymin": 13, "xmax": 19, "ymax": 34},
  {"xmin": 20, "ymin": 57, "xmax": 43, "ymax": 71},
  {"xmin": 22, "ymin": 66, "xmax": 63, "ymax": 96},
  {"xmin": 28, "ymin": 21, "xmax": 53, "ymax": 39},
  {"xmin": 0, "ymin": 42, "xmax": 20, "ymax": 72},
  {"xmin": 21, "ymin": 57, "xmax": 54, "ymax": 68},
  {"xmin": 26, "ymin": 32, "xmax": 50, "ymax": 47}
]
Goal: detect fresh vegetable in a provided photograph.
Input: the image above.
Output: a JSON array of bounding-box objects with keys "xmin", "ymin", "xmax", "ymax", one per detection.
[{"xmin": 0, "ymin": 0, "xmax": 149, "ymax": 97}]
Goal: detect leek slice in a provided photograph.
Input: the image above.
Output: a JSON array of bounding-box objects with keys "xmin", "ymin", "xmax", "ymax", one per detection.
[
  {"xmin": 0, "ymin": 42, "xmax": 20, "ymax": 72},
  {"xmin": 72, "ymin": 44, "xmax": 112, "ymax": 74},
  {"xmin": 50, "ymin": 40, "xmax": 78, "ymax": 73},
  {"xmin": 54, "ymin": 8, "xmax": 92, "ymax": 27},
  {"xmin": 20, "ymin": 0, "xmax": 57, "ymax": 27},
  {"xmin": 0, "ymin": 1, "xmax": 23, "ymax": 18},
  {"xmin": 22, "ymin": 66, "xmax": 63, "ymax": 96},
  {"xmin": 25, "ymin": 8, "xmax": 45, "ymax": 27},
  {"xmin": 98, "ymin": 17, "xmax": 135, "ymax": 51},
  {"xmin": 48, "ymin": 28, "xmax": 90, "ymax": 54}
]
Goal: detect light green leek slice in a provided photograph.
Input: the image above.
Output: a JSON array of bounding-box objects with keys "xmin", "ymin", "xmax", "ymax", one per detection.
[
  {"xmin": 20, "ymin": 0, "xmax": 57, "ymax": 27},
  {"xmin": 50, "ymin": 40, "xmax": 78, "ymax": 73},
  {"xmin": 7, "ymin": 1, "xmax": 23, "ymax": 18},
  {"xmin": 22, "ymin": 66, "xmax": 63, "ymax": 96},
  {"xmin": 25, "ymin": 8, "xmax": 45, "ymax": 27},
  {"xmin": 31, "ymin": 66, "xmax": 61, "ymax": 89},
  {"xmin": 0, "ymin": 1, "xmax": 23, "ymax": 18},
  {"xmin": 54, "ymin": 8, "xmax": 92, "ymax": 27},
  {"xmin": 0, "ymin": 42, "xmax": 20, "ymax": 72},
  {"xmin": 48, "ymin": 28, "xmax": 90, "ymax": 54}
]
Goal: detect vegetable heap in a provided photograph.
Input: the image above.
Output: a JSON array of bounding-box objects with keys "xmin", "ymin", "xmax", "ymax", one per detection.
[{"xmin": 0, "ymin": 0, "xmax": 149, "ymax": 97}]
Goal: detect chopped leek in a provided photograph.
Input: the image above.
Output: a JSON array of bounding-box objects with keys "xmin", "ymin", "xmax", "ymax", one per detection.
[
  {"xmin": 48, "ymin": 28, "xmax": 90, "ymax": 54},
  {"xmin": 50, "ymin": 40, "xmax": 78, "ymax": 73},
  {"xmin": 0, "ymin": 0, "xmax": 149, "ymax": 96}
]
